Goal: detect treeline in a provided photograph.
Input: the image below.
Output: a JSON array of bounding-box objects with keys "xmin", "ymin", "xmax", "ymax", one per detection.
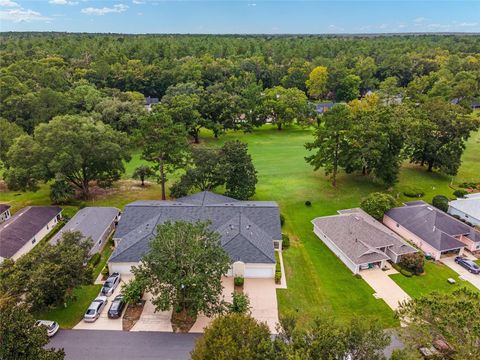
[{"xmin": 1, "ymin": 33, "xmax": 480, "ymax": 135}]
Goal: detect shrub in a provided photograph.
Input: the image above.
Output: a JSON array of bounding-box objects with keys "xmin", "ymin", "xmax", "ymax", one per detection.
[
  {"xmin": 282, "ymin": 233, "xmax": 290, "ymax": 249},
  {"xmin": 228, "ymin": 292, "xmax": 250, "ymax": 314},
  {"xmin": 122, "ymin": 278, "xmax": 146, "ymax": 305},
  {"xmin": 354, "ymin": 274, "xmax": 362, "ymax": 279},
  {"xmin": 360, "ymin": 192, "xmax": 398, "ymax": 220},
  {"xmin": 400, "ymin": 269, "xmax": 413, "ymax": 277},
  {"xmin": 234, "ymin": 277, "xmax": 244, "ymax": 287},
  {"xmin": 88, "ymin": 253, "xmax": 101, "ymax": 267},
  {"xmin": 403, "ymin": 187, "xmax": 425, "ymax": 198},
  {"xmin": 459, "ymin": 182, "xmax": 479, "ymax": 189},
  {"xmin": 280, "ymin": 214, "xmax": 285, "ymax": 227},
  {"xmin": 432, "ymin": 195, "xmax": 449, "ymax": 212},
  {"xmin": 305, "ymin": 200, "xmax": 312, "ymax": 207},
  {"xmin": 49, "ymin": 179, "xmax": 75, "ymax": 204},
  {"xmin": 399, "ymin": 252, "xmax": 425, "ymax": 275},
  {"xmin": 101, "ymin": 267, "xmax": 109, "ymax": 278},
  {"xmin": 453, "ymin": 189, "xmax": 468, "ymax": 198},
  {"xmin": 391, "ymin": 263, "xmax": 401, "ymax": 272},
  {"xmin": 275, "ymin": 271, "xmax": 281, "ymax": 284}
]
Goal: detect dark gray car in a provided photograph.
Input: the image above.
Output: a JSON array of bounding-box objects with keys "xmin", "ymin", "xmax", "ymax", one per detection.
[{"xmin": 455, "ymin": 256, "xmax": 480, "ymax": 274}]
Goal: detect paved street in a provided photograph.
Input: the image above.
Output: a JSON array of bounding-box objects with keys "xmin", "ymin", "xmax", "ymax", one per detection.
[
  {"xmin": 47, "ymin": 330, "xmax": 200, "ymax": 360},
  {"xmin": 442, "ymin": 254, "xmax": 480, "ymax": 291}
]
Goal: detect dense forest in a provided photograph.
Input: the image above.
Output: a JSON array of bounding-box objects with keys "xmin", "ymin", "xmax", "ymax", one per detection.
[{"xmin": 1, "ymin": 33, "xmax": 479, "ymax": 196}]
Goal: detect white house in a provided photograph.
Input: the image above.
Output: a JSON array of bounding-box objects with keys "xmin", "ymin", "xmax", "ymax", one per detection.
[
  {"xmin": 0, "ymin": 206, "xmax": 62, "ymax": 263},
  {"xmin": 108, "ymin": 191, "xmax": 282, "ymax": 278},
  {"xmin": 448, "ymin": 193, "xmax": 480, "ymax": 226},
  {"xmin": 0, "ymin": 204, "xmax": 11, "ymax": 223}
]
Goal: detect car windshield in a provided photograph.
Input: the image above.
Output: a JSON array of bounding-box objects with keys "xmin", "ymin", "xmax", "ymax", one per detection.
[
  {"xmin": 86, "ymin": 309, "xmax": 96, "ymax": 315},
  {"xmin": 111, "ymin": 302, "xmax": 119, "ymax": 310},
  {"xmin": 48, "ymin": 323, "xmax": 57, "ymax": 330},
  {"xmin": 103, "ymin": 282, "xmax": 112, "ymax": 288}
]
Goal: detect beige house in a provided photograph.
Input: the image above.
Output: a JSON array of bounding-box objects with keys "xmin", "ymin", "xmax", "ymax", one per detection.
[
  {"xmin": 383, "ymin": 201, "xmax": 479, "ymax": 260},
  {"xmin": 312, "ymin": 208, "xmax": 417, "ymax": 274},
  {"xmin": 0, "ymin": 206, "xmax": 62, "ymax": 263}
]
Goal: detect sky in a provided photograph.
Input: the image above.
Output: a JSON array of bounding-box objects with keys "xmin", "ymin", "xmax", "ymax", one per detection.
[{"xmin": 0, "ymin": 0, "xmax": 479, "ymax": 34}]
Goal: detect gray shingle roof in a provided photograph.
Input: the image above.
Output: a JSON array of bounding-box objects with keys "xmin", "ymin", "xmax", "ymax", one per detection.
[
  {"xmin": 109, "ymin": 191, "xmax": 281, "ymax": 264},
  {"xmin": 385, "ymin": 203, "xmax": 468, "ymax": 251},
  {"xmin": 0, "ymin": 206, "xmax": 62, "ymax": 258},
  {"xmin": 312, "ymin": 208, "xmax": 416, "ymax": 266},
  {"xmin": 0, "ymin": 204, "xmax": 11, "ymax": 214},
  {"xmin": 51, "ymin": 207, "xmax": 120, "ymax": 255}
]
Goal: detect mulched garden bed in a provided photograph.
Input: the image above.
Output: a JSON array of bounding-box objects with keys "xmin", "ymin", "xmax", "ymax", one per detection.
[
  {"xmin": 171, "ymin": 309, "xmax": 197, "ymax": 333},
  {"xmin": 122, "ymin": 300, "xmax": 146, "ymax": 331}
]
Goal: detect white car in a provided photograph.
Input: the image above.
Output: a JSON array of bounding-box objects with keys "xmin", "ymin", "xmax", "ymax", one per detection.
[
  {"xmin": 35, "ymin": 320, "xmax": 60, "ymax": 337},
  {"xmin": 84, "ymin": 296, "xmax": 108, "ymax": 322},
  {"xmin": 101, "ymin": 272, "xmax": 121, "ymax": 297}
]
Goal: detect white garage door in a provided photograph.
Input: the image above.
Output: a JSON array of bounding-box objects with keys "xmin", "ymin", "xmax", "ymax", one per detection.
[
  {"xmin": 109, "ymin": 263, "xmax": 135, "ymax": 275},
  {"xmin": 245, "ymin": 267, "xmax": 274, "ymax": 278}
]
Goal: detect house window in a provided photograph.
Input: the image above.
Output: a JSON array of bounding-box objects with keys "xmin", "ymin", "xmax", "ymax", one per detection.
[
  {"xmin": 47, "ymin": 225, "xmax": 49, "ymax": 230},
  {"xmin": 32, "ymin": 238, "xmax": 36, "ymax": 244},
  {"xmin": 396, "ymin": 223, "xmax": 399, "ymax": 228}
]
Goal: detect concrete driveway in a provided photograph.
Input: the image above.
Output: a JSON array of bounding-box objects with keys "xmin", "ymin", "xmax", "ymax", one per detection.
[
  {"xmin": 361, "ymin": 268, "xmax": 411, "ymax": 311},
  {"xmin": 441, "ymin": 254, "xmax": 480, "ymax": 291},
  {"xmin": 74, "ymin": 276, "xmax": 131, "ymax": 331},
  {"xmin": 244, "ymin": 278, "xmax": 279, "ymax": 333},
  {"xmin": 131, "ymin": 292, "xmax": 173, "ymax": 332}
]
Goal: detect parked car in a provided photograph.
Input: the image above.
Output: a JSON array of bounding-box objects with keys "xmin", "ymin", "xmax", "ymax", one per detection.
[
  {"xmin": 454, "ymin": 256, "xmax": 480, "ymax": 274},
  {"xmin": 101, "ymin": 272, "xmax": 121, "ymax": 296},
  {"xmin": 108, "ymin": 294, "xmax": 126, "ymax": 319},
  {"xmin": 84, "ymin": 296, "xmax": 108, "ymax": 322},
  {"xmin": 35, "ymin": 320, "xmax": 59, "ymax": 337}
]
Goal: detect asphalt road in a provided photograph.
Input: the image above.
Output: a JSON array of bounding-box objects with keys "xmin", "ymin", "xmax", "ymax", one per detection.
[{"xmin": 47, "ymin": 330, "xmax": 200, "ymax": 360}]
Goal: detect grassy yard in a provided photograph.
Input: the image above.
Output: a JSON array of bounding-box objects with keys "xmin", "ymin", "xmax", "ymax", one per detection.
[
  {"xmin": 34, "ymin": 285, "xmax": 102, "ymax": 328},
  {"xmin": 2, "ymin": 125, "xmax": 479, "ymax": 329},
  {"xmin": 389, "ymin": 261, "xmax": 479, "ymax": 298}
]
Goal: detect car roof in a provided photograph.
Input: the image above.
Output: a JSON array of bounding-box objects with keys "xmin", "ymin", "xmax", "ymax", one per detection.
[{"xmin": 36, "ymin": 320, "xmax": 55, "ymax": 326}]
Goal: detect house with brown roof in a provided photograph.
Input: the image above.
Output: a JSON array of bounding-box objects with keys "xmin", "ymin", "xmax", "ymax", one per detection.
[
  {"xmin": 383, "ymin": 201, "xmax": 479, "ymax": 260},
  {"xmin": 312, "ymin": 208, "xmax": 417, "ymax": 274},
  {"xmin": 0, "ymin": 206, "xmax": 62, "ymax": 263}
]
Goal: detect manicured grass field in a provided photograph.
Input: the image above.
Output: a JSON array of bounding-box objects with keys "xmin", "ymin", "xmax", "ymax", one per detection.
[
  {"xmin": 2, "ymin": 125, "xmax": 479, "ymax": 329},
  {"xmin": 389, "ymin": 261, "xmax": 478, "ymax": 298},
  {"xmin": 34, "ymin": 285, "xmax": 102, "ymax": 329}
]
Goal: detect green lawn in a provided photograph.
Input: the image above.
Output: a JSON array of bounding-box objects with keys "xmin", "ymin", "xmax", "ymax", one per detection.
[
  {"xmin": 2, "ymin": 125, "xmax": 480, "ymax": 329},
  {"xmin": 34, "ymin": 285, "xmax": 102, "ymax": 328},
  {"xmin": 389, "ymin": 261, "xmax": 479, "ymax": 299}
]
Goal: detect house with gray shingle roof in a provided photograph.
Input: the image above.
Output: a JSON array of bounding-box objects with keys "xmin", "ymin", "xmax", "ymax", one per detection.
[
  {"xmin": 108, "ymin": 191, "xmax": 282, "ymax": 278},
  {"xmin": 311, "ymin": 208, "xmax": 417, "ymax": 274},
  {"xmin": 0, "ymin": 206, "xmax": 62, "ymax": 263},
  {"xmin": 51, "ymin": 207, "xmax": 120, "ymax": 256},
  {"xmin": 383, "ymin": 201, "xmax": 478, "ymax": 260}
]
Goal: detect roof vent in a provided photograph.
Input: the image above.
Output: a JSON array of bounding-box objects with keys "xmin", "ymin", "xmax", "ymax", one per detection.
[
  {"xmin": 427, "ymin": 206, "xmax": 433, "ymax": 211},
  {"xmin": 246, "ymin": 224, "xmax": 251, "ymax": 229}
]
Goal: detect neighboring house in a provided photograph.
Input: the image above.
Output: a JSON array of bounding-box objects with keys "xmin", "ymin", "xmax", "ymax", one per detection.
[
  {"xmin": 311, "ymin": 208, "xmax": 417, "ymax": 274},
  {"xmin": 315, "ymin": 102, "xmax": 335, "ymax": 114},
  {"xmin": 384, "ymin": 201, "xmax": 480, "ymax": 259},
  {"xmin": 51, "ymin": 207, "xmax": 120, "ymax": 256},
  {"xmin": 0, "ymin": 206, "xmax": 62, "ymax": 263},
  {"xmin": 448, "ymin": 193, "xmax": 480, "ymax": 227},
  {"xmin": 108, "ymin": 191, "xmax": 282, "ymax": 278},
  {"xmin": 144, "ymin": 96, "xmax": 159, "ymax": 111},
  {"xmin": 0, "ymin": 204, "xmax": 11, "ymax": 223}
]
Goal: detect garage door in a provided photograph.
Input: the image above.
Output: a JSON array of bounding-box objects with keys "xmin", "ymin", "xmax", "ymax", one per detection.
[
  {"xmin": 109, "ymin": 263, "xmax": 135, "ymax": 275},
  {"xmin": 245, "ymin": 267, "xmax": 274, "ymax": 278}
]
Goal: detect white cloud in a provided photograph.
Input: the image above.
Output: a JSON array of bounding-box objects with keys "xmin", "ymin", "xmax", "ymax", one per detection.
[
  {"xmin": 132, "ymin": 0, "xmax": 145, "ymax": 4},
  {"xmin": 81, "ymin": 3, "xmax": 128, "ymax": 15},
  {"xmin": 137, "ymin": 12, "xmax": 142, "ymax": 16},
  {"xmin": 49, "ymin": 0, "xmax": 79, "ymax": 5},
  {"xmin": 458, "ymin": 22, "xmax": 478, "ymax": 27},
  {"xmin": 247, "ymin": 3, "xmax": 256, "ymax": 6},
  {"xmin": 413, "ymin": 17, "xmax": 427, "ymax": 23},
  {"xmin": 0, "ymin": 8, "xmax": 51, "ymax": 22},
  {"xmin": 0, "ymin": 0, "xmax": 20, "ymax": 7}
]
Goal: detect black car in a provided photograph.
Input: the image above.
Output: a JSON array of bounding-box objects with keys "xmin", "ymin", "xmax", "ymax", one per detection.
[
  {"xmin": 454, "ymin": 256, "xmax": 480, "ymax": 274},
  {"xmin": 107, "ymin": 294, "xmax": 125, "ymax": 319}
]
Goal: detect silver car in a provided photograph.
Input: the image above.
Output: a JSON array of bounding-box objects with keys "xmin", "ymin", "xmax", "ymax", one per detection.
[
  {"xmin": 35, "ymin": 320, "xmax": 59, "ymax": 337},
  {"xmin": 101, "ymin": 272, "xmax": 121, "ymax": 297},
  {"xmin": 83, "ymin": 296, "xmax": 108, "ymax": 322}
]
